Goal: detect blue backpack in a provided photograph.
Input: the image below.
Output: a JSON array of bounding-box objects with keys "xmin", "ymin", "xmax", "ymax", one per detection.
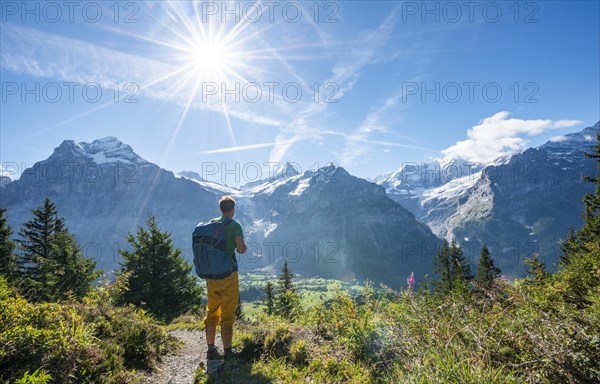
[{"xmin": 192, "ymin": 218, "xmax": 237, "ymax": 279}]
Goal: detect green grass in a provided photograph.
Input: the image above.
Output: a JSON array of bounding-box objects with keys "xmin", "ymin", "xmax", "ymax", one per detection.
[
  {"xmin": 197, "ymin": 257, "xmax": 600, "ymax": 384},
  {"xmin": 238, "ymin": 271, "xmax": 364, "ymax": 321}
]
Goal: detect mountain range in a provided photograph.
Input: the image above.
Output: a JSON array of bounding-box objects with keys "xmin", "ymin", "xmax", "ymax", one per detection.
[
  {"xmin": 1, "ymin": 122, "xmax": 597, "ymax": 283},
  {"xmin": 0, "ymin": 137, "xmax": 439, "ymax": 286},
  {"xmin": 377, "ymin": 122, "xmax": 599, "ymax": 274}
]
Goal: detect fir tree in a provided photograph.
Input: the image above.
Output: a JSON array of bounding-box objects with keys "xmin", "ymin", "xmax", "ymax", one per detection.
[
  {"xmin": 276, "ymin": 261, "xmax": 299, "ymax": 319},
  {"xmin": 49, "ymin": 231, "xmax": 99, "ymax": 299},
  {"xmin": 0, "ymin": 208, "xmax": 17, "ymax": 283},
  {"xmin": 433, "ymin": 239, "xmax": 472, "ymax": 294},
  {"xmin": 432, "ymin": 240, "xmax": 452, "ymax": 293},
  {"xmin": 579, "ymin": 128, "xmax": 600, "ymax": 245},
  {"xmin": 474, "ymin": 244, "xmax": 501, "ymax": 289},
  {"xmin": 557, "ymin": 128, "xmax": 600, "ymax": 307},
  {"xmin": 263, "ymin": 281, "xmax": 275, "ymax": 315},
  {"xmin": 278, "ymin": 260, "xmax": 294, "ymax": 292},
  {"xmin": 449, "ymin": 238, "xmax": 472, "ymax": 283},
  {"xmin": 16, "ymin": 198, "xmax": 96, "ymax": 301},
  {"xmin": 559, "ymin": 227, "xmax": 580, "ymax": 265},
  {"xmin": 16, "ymin": 198, "xmax": 65, "ymax": 297},
  {"xmin": 524, "ymin": 254, "xmax": 548, "ymax": 285},
  {"xmin": 118, "ymin": 214, "xmax": 203, "ymax": 322}
]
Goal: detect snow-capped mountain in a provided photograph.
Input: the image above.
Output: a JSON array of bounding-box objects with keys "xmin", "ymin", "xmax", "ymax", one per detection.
[
  {"xmin": 377, "ymin": 122, "xmax": 599, "ymax": 275},
  {"xmin": 2, "ymin": 141, "xmax": 439, "ymax": 285},
  {"xmin": 376, "ymin": 158, "xmax": 485, "ymax": 216},
  {"xmin": 241, "ymin": 163, "xmax": 440, "ymax": 284},
  {"xmin": 1, "ymin": 137, "xmax": 219, "ymax": 271}
]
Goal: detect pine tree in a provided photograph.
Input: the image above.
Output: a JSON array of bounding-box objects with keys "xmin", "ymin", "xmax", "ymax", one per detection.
[
  {"xmin": 15, "ymin": 198, "xmax": 98, "ymax": 301},
  {"xmin": 0, "ymin": 208, "xmax": 17, "ymax": 283},
  {"xmin": 556, "ymin": 128, "xmax": 600, "ymax": 307},
  {"xmin": 579, "ymin": 128, "xmax": 600, "ymax": 245},
  {"xmin": 118, "ymin": 214, "xmax": 203, "ymax": 322},
  {"xmin": 559, "ymin": 227, "xmax": 580, "ymax": 265},
  {"xmin": 16, "ymin": 198, "xmax": 64, "ymax": 297},
  {"xmin": 276, "ymin": 261, "xmax": 299, "ymax": 319},
  {"xmin": 474, "ymin": 244, "xmax": 501, "ymax": 289},
  {"xmin": 278, "ymin": 261, "xmax": 294, "ymax": 292},
  {"xmin": 449, "ymin": 239, "xmax": 472, "ymax": 283},
  {"xmin": 49, "ymin": 231, "xmax": 99, "ymax": 299},
  {"xmin": 524, "ymin": 254, "xmax": 548, "ymax": 285},
  {"xmin": 263, "ymin": 281, "xmax": 275, "ymax": 315},
  {"xmin": 432, "ymin": 240, "xmax": 452, "ymax": 293}
]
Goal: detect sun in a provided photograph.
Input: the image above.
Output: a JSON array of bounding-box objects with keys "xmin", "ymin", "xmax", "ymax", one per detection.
[
  {"xmin": 186, "ymin": 39, "xmax": 234, "ymax": 79},
  {"xmin": 192, "ymin": 42, "xmax": 226, "ymax": 70}
]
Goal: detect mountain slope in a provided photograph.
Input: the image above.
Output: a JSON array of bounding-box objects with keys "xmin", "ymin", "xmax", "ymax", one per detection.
[
  {"xmin": 1, "ymin": 137, "xmax": 219, "ymax": 271},
  {"xmin": 245, "ymin": 164, "xmax": 440, "ymax": 285},
  {"xmin": 2, "ymin": 143, "xmax": 439, "ymax": 286},
  {"xmin": 378, "ymin": 122, "xmax": 599, "ymax": 275}
]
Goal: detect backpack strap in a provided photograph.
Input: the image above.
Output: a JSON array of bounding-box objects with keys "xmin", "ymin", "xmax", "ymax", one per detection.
[{"xmin": 210, "ymin": 218, "xmax": 233, "ymax": 226}]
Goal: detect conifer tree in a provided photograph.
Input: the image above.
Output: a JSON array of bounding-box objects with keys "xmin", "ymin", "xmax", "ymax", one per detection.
[
  {"xmin": 433, "ymin": 240, "xmax": 452, "ymax": 293},
  {"xmin": 15, "ymin": 198, "xmax": 97, "ymax": 301},
  {"xmin": 263, "ymin": 281, "xmax": 275, "ymax": 315},
  {"xmin": 50, "ymin": 231, "xmax": 99, "ymax": 299},
  {"xmin": 579, "ymin": 128, "xmax": 600, "ymax": 245},
  {"xmin": 474, "ymin": 244, "xmax": 501, "ymax": 289},
  {"xmin": 559, "ymin": 228, "xmax": 580, "ymax": 265},
  {"xmin": 17, "ymin": 198, "xmax": 64, "ymax": 296},
  {"xmin": 278, "ymin": 260, "xmax": 294, "ymax": 292},
  {"xmin": 524, "ymin": 254, "xmax": 548, "ymax": 285},
  {"xmin": 276, "ymin": 261, "xmax": 299, "ymax": 319},
  {"xmin": 0, "ymin": 208, "xmax": 17, "ymax": 283},
  {"xmin": 449, "ymin": 238, "xmax": 472, "ymax": 283},
  {"xmin": 557, "ymin": 128, "xmax": 600, "ymax": 307},
  {"xmin": 118, "ymin": 214, "xmax": 203, "ymax": 321}
]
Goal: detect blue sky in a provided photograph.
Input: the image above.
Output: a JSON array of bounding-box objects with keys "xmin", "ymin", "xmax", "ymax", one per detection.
[{"xmin": 1, "ymin": 1, "xmax": 598, "ymax": 185}]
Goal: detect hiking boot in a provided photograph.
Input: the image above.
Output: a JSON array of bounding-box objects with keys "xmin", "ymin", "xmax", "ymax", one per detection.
[{"xmin": 206, "ymin": 346, "xmax": 223, "ymax": 360}]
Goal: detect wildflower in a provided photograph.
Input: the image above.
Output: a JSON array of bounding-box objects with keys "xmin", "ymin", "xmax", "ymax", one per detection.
[{"xmin": 406, "ymin": 272, "xmax": 415, "ymax": 290}]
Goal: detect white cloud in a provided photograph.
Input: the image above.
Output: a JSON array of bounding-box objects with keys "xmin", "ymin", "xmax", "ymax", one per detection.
[
  {"xmin": 0, "ymin": 24, "xmax": 287, "ymax": 128},
  {"xmin": 549, "ymin": 135, "xmax": 568, "ymax": 142},
  {"xmin": 441, "ymin": 112, "xmax": 581, "ymax": 163},
  {"xmin": 268, "ymin": 10, "xmax": 399, "ymax": 163}
]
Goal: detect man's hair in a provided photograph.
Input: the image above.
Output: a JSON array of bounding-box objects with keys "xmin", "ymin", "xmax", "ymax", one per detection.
[{"xmin": 219, "ymin": 196, "xmax": 236, "ymax": 213}]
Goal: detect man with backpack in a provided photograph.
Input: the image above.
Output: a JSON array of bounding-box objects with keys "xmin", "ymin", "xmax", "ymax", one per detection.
[{"xmin": 194, "ymin": 196, "xmax": 246, "ymax": 359}]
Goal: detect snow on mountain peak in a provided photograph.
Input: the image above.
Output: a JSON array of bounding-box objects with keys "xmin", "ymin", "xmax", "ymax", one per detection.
[
  {"xmin": 539, "ymin": 122, "xmax": 599, "ymax": 155},
  {"xmin": 314, "ymin": 162, "xmax": 348, "ymax": 181},
  {"xmin": 54, "ymin": 137, "xmax": 146, "ymax": 164},
  {"xmin": 273, "ymin": 162, "xmax": 300, "ymax": 179}
]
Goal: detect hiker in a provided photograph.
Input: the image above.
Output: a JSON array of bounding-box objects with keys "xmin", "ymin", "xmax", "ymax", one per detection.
[{"xmin": 204, "ymin": 196, "xmax": 246, "ymax": 360}]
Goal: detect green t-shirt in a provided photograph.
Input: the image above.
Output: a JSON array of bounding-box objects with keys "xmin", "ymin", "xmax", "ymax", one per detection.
[{"xmin": 214, "ymin": 216, "xmax": 244, "ymax": 261}]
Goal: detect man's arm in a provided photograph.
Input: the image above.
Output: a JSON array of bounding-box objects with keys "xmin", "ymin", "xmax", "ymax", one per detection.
[{"xmin": 235, "ymin": 236, "xmax": 246, "ymax": 254}]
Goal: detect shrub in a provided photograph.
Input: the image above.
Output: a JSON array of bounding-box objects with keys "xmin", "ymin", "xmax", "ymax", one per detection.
[{"xmin": 0, "ymin": 277, "xmax": 176, "ymax": 383}]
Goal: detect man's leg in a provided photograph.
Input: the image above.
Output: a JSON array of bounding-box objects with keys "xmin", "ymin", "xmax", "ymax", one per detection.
[
  {"xmin": 204, "ymin": 279, "xmax": 222, "ymax": 358},
  {"xmin": 219, "ymin": 272, "xmax": 239, "ymax": 352}
]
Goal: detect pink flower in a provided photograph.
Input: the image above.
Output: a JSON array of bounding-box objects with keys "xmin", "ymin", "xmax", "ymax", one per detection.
[{"xmin": 406, "ymin": 272, "xmax": 415, "ymax": 290}]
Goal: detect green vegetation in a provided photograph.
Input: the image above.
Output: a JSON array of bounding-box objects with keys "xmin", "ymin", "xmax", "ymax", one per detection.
[
  {"xmin": 0, "ymin": 202, "xmax": 197, "ymax": 383},
  {"xmin": 196, "ymin": 133, "xmax": 600, "ymax": 383},
  {"xmin": 0, "ymin": 208, "xmax": 17, "ymax": 282},
  {"xmin": 474, "ymin": 244, "xmax": 501, "ymax": 290},
  {"xmin": 0, "ymin": 275, "xmax": 178, "ymax": 383},
  {"xmin": 3, "ymin": 131, "xmax": 600, "ymax": 383},
  {"xmin": 117, "ymin": 214, "xmax": 203, "ymax": 322},
  {"xmin": 12, "ymin": 198, "xmax": 100, "ymax": 302}
]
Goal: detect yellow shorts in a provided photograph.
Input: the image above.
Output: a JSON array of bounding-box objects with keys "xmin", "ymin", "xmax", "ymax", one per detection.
[{"xmin": 204, "ymin": 271, "xmax": 239, "ymax": 328}]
